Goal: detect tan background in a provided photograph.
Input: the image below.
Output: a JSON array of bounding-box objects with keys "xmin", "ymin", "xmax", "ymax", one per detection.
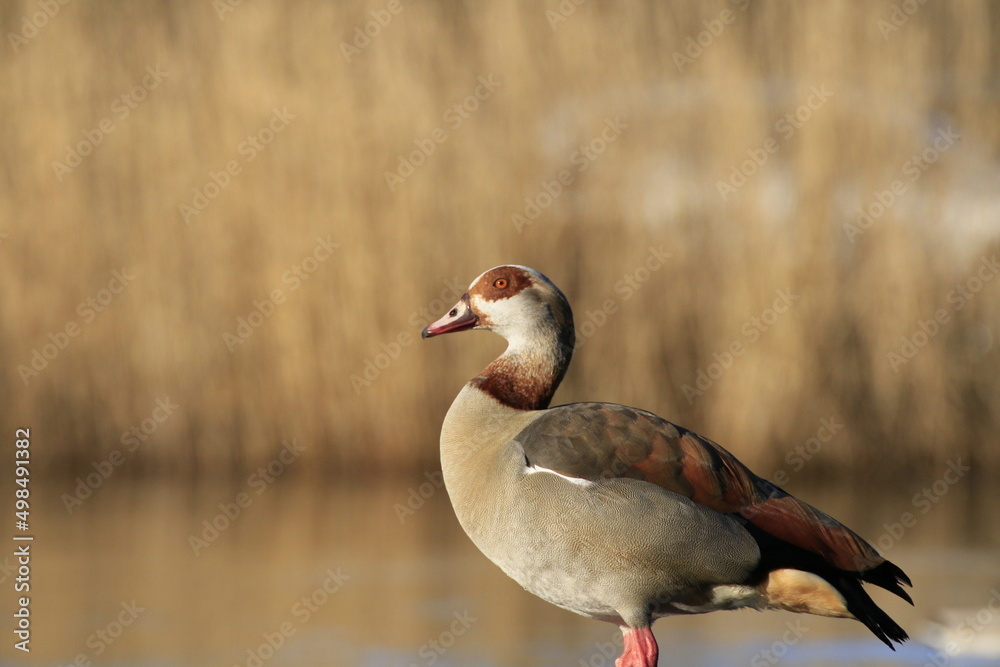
[{"xmin": 3, "ymin": 2, "xmax": 1000, "ymax": 665}]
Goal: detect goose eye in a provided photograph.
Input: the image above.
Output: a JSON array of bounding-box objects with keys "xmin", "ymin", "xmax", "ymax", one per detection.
[{"xmin": 493, "ymin": 278, "xmax": 508, "ymax": 289}]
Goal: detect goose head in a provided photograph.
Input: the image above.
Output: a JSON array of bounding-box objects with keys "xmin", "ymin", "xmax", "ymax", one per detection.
[
  {"xmin": 422, "ymin": 266, "xmax": 574, "ymax": 346},
  {"xmin": 422, "ymin": 265, "xmax": 575, "ymax": 410}
]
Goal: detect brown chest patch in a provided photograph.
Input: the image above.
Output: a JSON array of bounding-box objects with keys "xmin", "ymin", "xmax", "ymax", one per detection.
[{"xmin": 472, "ymin": 356, "xmax": 558, "ymax": 411}]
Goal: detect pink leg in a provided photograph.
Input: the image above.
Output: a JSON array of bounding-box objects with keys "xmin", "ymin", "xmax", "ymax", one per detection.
[{"xmin": 616, "ymin": 626, "xmax": 659, "ymax": 667}]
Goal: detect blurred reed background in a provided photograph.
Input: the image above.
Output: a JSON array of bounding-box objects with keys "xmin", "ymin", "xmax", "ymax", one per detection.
[{"xmin": 2, "ymin": 0, "xmax": 998, "ymax": 480}]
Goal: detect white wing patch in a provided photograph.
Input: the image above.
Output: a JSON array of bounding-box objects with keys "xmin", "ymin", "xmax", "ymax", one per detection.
[{"xmin": 524, "ymin": 464, "xmax": 594, "ymax": 487}]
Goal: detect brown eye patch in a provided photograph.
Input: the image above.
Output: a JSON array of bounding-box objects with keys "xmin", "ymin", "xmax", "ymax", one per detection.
[{"xmin": 475, "ymin": 266, "xmax": 533, "ymax": 301}]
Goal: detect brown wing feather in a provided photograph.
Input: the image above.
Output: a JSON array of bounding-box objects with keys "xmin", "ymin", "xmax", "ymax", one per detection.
[{"xmin": 517, "ymin": 402, "xmax": 885, "ymax": 574}]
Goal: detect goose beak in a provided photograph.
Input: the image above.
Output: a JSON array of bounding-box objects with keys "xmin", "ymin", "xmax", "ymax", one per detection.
[{"xmin": 422, "ymin": 294, "xmax": 478, "ymax": 339}]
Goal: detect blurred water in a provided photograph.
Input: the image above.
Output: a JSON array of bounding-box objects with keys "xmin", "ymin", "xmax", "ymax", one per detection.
[{"xmin": 5, "ymin": 474, "xmax": 999, "ymax": 666}]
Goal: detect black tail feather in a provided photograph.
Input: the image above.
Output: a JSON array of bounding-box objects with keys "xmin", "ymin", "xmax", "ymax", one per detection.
[
  {"xmin": 861, "ymin": 560, "xmax": 914, "ymax": 605},
  {"xmin": 835, "ymin": 575, "xmax": 910, "ymax": 649}
]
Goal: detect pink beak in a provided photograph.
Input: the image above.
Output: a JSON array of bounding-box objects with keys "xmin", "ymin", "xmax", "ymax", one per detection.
[{"xmin": 422, "ymin": 294, "xmax": 478, "ymax": 338}]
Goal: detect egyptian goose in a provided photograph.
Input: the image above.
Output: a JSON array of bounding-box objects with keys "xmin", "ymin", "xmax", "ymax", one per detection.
[{"xmin": 422, "ymin": 265, "xmax": 912, "ymax": 667}]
